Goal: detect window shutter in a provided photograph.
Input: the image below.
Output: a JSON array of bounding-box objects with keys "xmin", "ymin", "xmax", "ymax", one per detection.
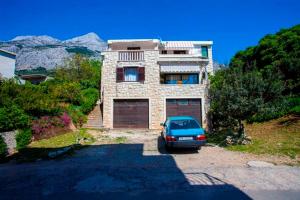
[
  {"xmin": 138, "ymin": 67, "xmax": 145, "ymax": 82},
  {"xmin": 116, "ymin": 67, "xmax": 124, "ymax": 82}
]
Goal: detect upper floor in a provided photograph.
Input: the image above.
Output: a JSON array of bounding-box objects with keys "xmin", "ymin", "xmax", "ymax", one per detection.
[
  {"xmin": 101, "ymin": 39, "xmax": 213, "ymax": 87},
  {"xmin": 105, "ymin": 39, "xmax": 213, "ymax": 62}
]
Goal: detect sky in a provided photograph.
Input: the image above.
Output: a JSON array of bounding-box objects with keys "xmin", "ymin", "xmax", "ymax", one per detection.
[{"xmin": 1, "ymin": 0, "xmax": 299, "ymax": 63}]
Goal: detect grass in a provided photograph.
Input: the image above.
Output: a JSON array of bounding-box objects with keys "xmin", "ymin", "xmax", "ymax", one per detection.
[
  {"xmin": 227, "ymin": 115, "xmax": 300, "ymax": 159},
  {"xmin": 114, "ymin": 136, "xmax": 127, "ymax": 143},
  {"xmin": 11, "ymin": 129, "xmax": 95, "ymax": 162},
  {"xmin": 30, "ymin": 129, "xmax": 95, "ymax": 148}
]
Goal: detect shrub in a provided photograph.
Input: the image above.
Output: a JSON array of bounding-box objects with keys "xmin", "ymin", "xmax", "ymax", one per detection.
[
  {"xmin": 79, "ymin": 88, "xmax": 99, "ymax": 114},
  {"xmin": 16, "ymin": 129, "xmax": 32, "ymax": 150},
  {"xmin": 66, "ymin": 105, "xmax": 87, "ymax": 127},
  {"xmin": 247, "ymin": 99, "xmax": 290, "ymax": 123},
  {"xmin": 15, "ymin": 83, "xmax": 61, "ymax": 116},
  {"xmin": 49, "ymin": 82, "xmax": 82, "ymax": 104},
  {"xmin": 0, "ymin": 135, "xmax": 7, "ymax": 159},
  {"xmin": 0, "ymin": 105, "xmax": 30, "ymax": 132},
  {"xmin": 31, "ymin": 113, "xmax": 72, "ymax": 140},
  {"xmin": 288, "ymin": 97, "xmax": 300, "ymax": 115}
]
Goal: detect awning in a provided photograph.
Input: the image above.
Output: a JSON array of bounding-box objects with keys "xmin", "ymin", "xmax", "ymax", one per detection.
[
  {"xmin": 162, "ymin": 41, "xmax": 194, "ymax": 50},
  {"xmin": 160, "ymin": 64, "xmax": 200, "ymax": 73}
]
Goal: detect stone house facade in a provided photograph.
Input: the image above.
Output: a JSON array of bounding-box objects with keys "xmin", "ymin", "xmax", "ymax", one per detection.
[{"xmin": 101, "ymin": 39, "xmax": 213, "ymax": 129}]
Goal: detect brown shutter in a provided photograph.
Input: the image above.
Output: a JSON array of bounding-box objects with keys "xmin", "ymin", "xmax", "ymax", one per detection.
[
  {"xmin": 138, "ymin": 67, "xmax": 145, "ymax": 82},
  {"xmin": 116, "ymin": 67, "xmax": 124, "ymax": 82}
]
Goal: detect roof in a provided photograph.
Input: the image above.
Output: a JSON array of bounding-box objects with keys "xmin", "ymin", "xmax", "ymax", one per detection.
[
  {"xmin": 167, "ymin": 116, "xmax": 196, "ymax": 120},
  {"xmin": 0, "ymin": 49, "xmax": 17, "ymax": 56},
  {"xmin": 108, "ymin": 39, "xmax": 160, "ymax": 44},
  {"xmin": 107, "ymin": 39, "xmax": 213, "ymax": 46}
]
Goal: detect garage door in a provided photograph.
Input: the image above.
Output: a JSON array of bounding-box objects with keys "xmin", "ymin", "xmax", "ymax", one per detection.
[
  {"xmin": 166, "ymin": 99, "xmax": 202, "ymax": 125},
  {"xmin": 113, "ymin": 99, "xmax": 149, "ymax": 128}
]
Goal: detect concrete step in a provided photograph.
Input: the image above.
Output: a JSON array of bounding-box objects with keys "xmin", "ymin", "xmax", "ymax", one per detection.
[{"xmin": 83, "ymin": 102, "xmax": 103, "ymax": 129}]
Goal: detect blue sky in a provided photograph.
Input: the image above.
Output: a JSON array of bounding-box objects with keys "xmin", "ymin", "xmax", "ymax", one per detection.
[{"xmin": 1, "ymin": 0, "xmax": 299, "ymax": 63}]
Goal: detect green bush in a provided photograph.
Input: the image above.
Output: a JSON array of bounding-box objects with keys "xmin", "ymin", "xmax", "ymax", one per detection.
[
  {"xmin": 290, "ymin": 106, "xmax": 300, "ymax": 115},
  {"xmin": 288, "ymin": 97, "xmax": 300, "ymax": 115},
  {"xmin": 79, "ymin": 88, "xmax": 99, "ymax": 114},
  {"xmin": 16, "ymin": 129, "xmax": 32, "ymax": 150},
  {"xmin": 66, "ymin": 105, "xmax": 87, "ymax": 127},
  {"xmin": 15, "ymin": 83, "xmax": 61, "ymax": 116},
  {"xmin": 247, "ymin": 99, "xmax": 290, "ymax": 123},
  {"xmin": 49, "ymin": 82, "xmax": 82, "ymax": 105},
  {"xmin": 0, "ymin": 105, "xmax": 30, "ymax": 132},
  {"xmin": 0, "ymin": 135, "xmax": 7, "ymax": 159}
]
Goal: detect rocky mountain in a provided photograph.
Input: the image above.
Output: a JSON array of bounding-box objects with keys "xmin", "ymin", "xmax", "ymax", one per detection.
[{"xmin": 0, "ymin": 33, "xmax": 107, "ymax": 74}]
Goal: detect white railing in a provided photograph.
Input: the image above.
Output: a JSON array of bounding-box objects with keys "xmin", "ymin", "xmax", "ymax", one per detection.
[{"xmin": 118, "ymin": 51, "xmax": 144, "ymax": 61}]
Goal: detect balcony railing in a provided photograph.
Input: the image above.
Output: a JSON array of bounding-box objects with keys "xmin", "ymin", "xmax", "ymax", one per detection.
[
  {"xmin": 158, "ymin": 54, "xmax": 208, "ymax": 62},
  {"xmin": 118, "ymin": 51, "xmax": 144, "ymax": 61}
]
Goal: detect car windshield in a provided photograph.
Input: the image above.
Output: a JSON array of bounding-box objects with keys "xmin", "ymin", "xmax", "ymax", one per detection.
[{"xmin": 170, "ymin": 119, "xmax": 200, "ymax": 129}]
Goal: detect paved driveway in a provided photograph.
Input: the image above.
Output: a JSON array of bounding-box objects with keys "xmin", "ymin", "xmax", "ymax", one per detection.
[{"xmin": 0, "ymin": 130, "xmax": 300, "ymax": 200}]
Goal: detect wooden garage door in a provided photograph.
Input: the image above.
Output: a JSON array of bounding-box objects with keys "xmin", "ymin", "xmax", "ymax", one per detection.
[
  {"xmin": 166, "ymin": 99, "xmax": 202, "ymax": 125},
  {"xmin": 113, "ymin": 99, "xmax": 149, "ymax": 128}
]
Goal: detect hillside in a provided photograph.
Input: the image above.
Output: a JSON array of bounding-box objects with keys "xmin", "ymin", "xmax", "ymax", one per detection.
[{"xmin": 228, "ymin": 115, "xmax": 300, "ymax": 163}]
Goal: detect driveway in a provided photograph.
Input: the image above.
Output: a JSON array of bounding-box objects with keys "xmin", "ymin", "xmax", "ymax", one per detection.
[{"xmin": 0, "ymin": 130, "xmax": 300, "ymax": 200}]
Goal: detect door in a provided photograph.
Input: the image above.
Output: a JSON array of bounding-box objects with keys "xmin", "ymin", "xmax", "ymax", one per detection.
[
  {"xmin": 166, "ymin": 99, "xmax": 202, "ymax": 125},
  {"xmin": 113, "ymin": 99, "xmax": 149, "ymax": 128}
]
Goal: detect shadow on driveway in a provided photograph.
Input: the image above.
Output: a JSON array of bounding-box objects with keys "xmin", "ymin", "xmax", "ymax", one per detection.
[{"xmin": 0, "ymin": 140, "xmax": 251, "ymax": 199}]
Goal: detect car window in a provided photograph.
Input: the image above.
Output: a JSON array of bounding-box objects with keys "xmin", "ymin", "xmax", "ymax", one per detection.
[{"xmin": 170, "ymin": 120, "xmax": 200, "ymax": 129}]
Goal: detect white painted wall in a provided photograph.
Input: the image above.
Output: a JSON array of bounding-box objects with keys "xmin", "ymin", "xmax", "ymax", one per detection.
[{"xmin": 0, "ymin": 54, "xmax": 16, "ymax": 78}]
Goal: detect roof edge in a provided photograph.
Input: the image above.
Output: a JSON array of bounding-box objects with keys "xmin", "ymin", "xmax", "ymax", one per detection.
[{"xmin": 0, "ymin": 49, "xmax": 17, "ymax": 56}]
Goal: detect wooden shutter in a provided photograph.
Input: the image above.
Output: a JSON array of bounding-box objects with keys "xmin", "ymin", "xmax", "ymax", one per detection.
[
  {"xmin": 138, "ymin": 67, "xmax": 145, "ymax": 82},
  {"xmin": 116, "ymin": 67, "xmax": 124, "ymax": 82}
]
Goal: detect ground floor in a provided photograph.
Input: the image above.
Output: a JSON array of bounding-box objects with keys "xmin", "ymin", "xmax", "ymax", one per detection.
[
  {"xmin": 1, "ymin": 130, "xmax": 300, "ymax": 199},
  {"xmin": 102, "ymin": 96, "xmax": 208, "ymax": 129}
]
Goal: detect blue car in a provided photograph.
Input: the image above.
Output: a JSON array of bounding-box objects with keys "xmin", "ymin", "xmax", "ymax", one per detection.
[{"xmin": 161, "ymin": 116, "xmax": 206, "ymax": 149}]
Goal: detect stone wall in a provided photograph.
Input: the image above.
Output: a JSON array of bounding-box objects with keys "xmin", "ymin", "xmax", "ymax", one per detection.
[
  {"xmin": 0, "ymin": 131, "xmax": 17, "ymax": 154},
  {"xmin": 101, "ymin": 50, "xmax": 213, "ymax": 129}
]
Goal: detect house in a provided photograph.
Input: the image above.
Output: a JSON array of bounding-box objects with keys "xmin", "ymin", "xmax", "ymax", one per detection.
[
  {"xmin": 0, "ymin": 49, "xmax": 16, "ymax": 79},
  {"xmin": 101, "ymin": 39, "xmax": 213, "ymax": 129}
]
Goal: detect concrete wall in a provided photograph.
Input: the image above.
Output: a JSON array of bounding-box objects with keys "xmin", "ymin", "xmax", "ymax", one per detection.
[
  {"xmin": 101, "ymin": 49, "xmax": 213, "ymax": 130},
  {"xmin": 0, "ymin": 53, "xmax": 16, "ymax": 78}
]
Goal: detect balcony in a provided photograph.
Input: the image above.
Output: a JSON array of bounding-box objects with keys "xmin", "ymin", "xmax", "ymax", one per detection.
[
  {"xmin": 118, "ymin": 51, "xmax": 144, "ymax": 62},
  {"xmin": 158, "ymin": 54, "xmax": 208, "ymax": 62}
]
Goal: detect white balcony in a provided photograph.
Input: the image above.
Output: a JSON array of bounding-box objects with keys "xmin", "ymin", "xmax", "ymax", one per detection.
[
  {"xmin": 118, "ymin": 51, "xmax": 144, "ymax": 61},
  {"xmin": 158, "ymin": 54, "xmax": 209, "ymax": 62}
]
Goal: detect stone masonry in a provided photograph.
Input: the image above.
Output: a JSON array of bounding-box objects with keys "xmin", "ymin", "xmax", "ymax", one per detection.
[{"xmin": 101, "ymin": 48, "xmax": 213, "ymax": 130}]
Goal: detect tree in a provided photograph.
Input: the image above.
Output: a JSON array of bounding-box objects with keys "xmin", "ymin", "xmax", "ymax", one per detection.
[{"xmin": 209, "ymin": 24, "xmax": 299, "ymax": 137}]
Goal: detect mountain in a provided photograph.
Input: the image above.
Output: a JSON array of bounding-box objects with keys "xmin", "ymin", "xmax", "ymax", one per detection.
[
  {"xmin": 63, "ymin": 32, "xmax": 106, "ymax": 51},
  {"xmin": 0, "ymin": 33, "xmax": 107, "ymax": 75}
]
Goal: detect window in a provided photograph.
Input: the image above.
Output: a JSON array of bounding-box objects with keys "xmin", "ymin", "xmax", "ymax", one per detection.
[
  {"xmin": 201, "ymin": 46, "xmax": 208, "ymax": 58},
  {"xmin": 177, "ymin": 100, "xmax": 188, "ymax": 105},
  {"xmin": 124, "ymin": 67, "xmax": 138, "ymax": 82},
  {"xmin": 116, "ymin": 67, "xmax": 145, "ymax": 82},
  {"xmin": 127, "ymin": 47, "xmax": 141, "ymax": 50},
  {"xmin": 161, "ymin": 50, "xmax": 167, "ymax": 54},
  {"xmin": 166, "ymin": 99, "xmax": 177, "ymax": 104},
  {"xmin": 170, "ymin": 120, "xmax": 200, "ymax": 130},
  {"xmin": 173, "ymin": 50, "xmax": 187, "ymax": 54},
  {"xmin": 162, "ymin": 74, "xmax": 199, "ymax": 84}
]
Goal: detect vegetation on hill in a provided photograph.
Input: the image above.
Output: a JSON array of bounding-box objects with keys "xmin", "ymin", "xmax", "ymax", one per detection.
[
  {"xmin": 0, "ymin": 55, "xmax": 101, "ymax": 152},
  {"xmin": 228, "ymin": 115, "xmax": 300, "ymax": 161},
  {"xmin": 209, "ymin": 24, "xmax": 300, "ymax": 142}
]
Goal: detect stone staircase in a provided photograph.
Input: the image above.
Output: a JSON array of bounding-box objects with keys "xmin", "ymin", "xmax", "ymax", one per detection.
[{"xmin": 83, "ymin": 101, "xmax": 103, "ymax": 129}]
